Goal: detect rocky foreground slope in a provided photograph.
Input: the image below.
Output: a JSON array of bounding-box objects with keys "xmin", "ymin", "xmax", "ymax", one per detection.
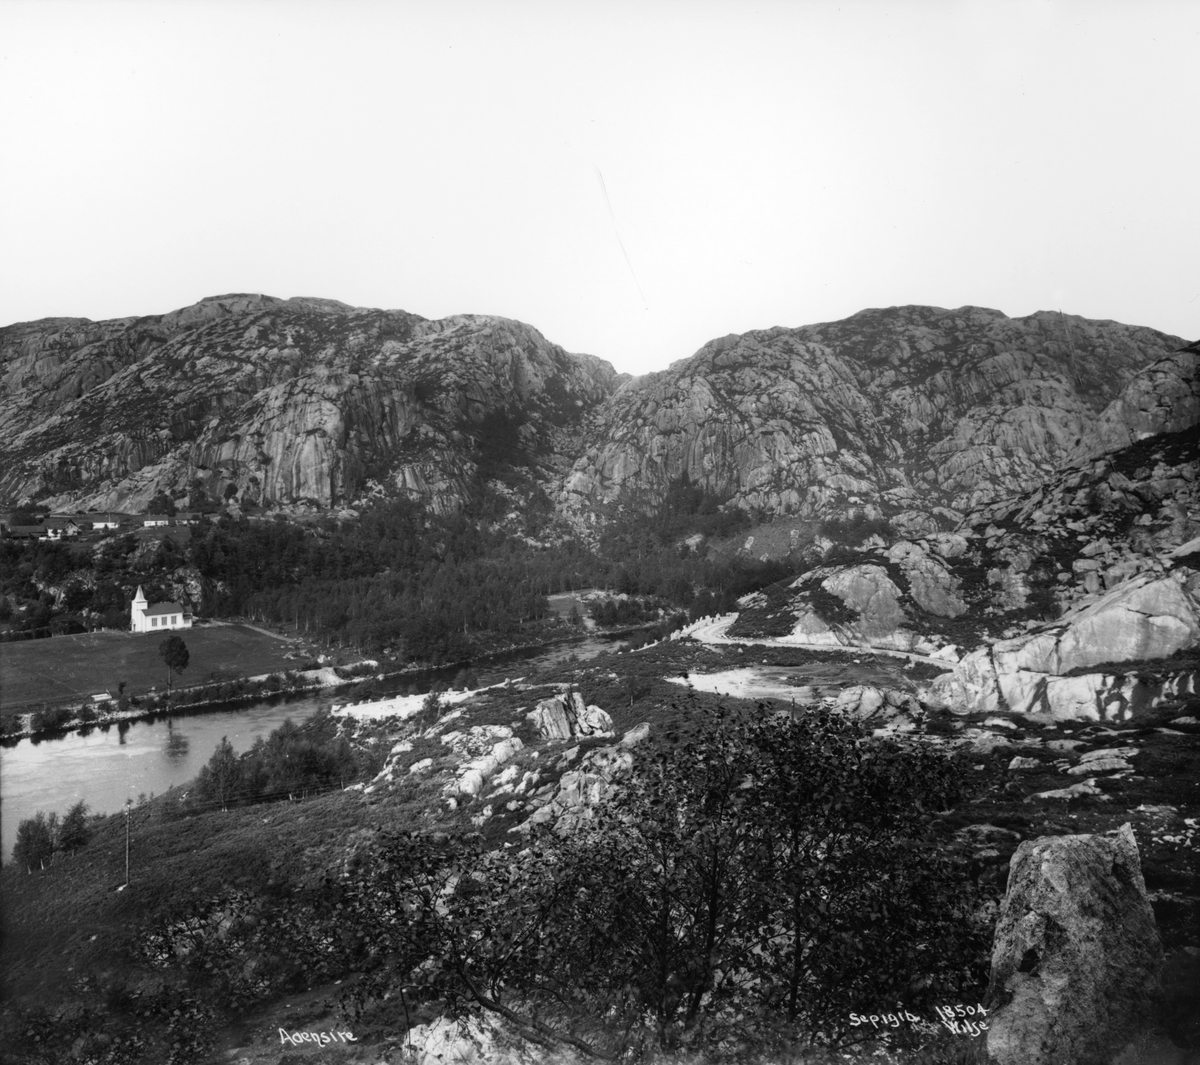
[{"xmin": 1, "ymin": 297, "xmax": 1189, "ymax": 532}]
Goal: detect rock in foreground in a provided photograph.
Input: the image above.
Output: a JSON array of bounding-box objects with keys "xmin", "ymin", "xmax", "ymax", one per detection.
[{"xmin": 986, "ymin": 823, "xmax": 1163, "ymax": 1065}]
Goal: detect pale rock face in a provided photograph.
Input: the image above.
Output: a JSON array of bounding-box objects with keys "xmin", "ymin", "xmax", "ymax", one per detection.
[
  {"xmin": 985, "ymin": 824, "xmax": 1162, "ymax": 1065},
  {"xmin": 823, "ymin": 565, "xmax": 908, "ymax": 637},
  {"xmin": 449, "ymin": 738, "xmax": 525, "ymax": 798},
  {"xmin": 559, "ymin": 306, "xmax": 1184, "ymax": 521},
  {"xmin": 929, "ymin": 571, "xmax": 1200, "ymax": 719},
  {"xmin": 885, "ymin": 540, "xmax": 968, "ymax": 617}
]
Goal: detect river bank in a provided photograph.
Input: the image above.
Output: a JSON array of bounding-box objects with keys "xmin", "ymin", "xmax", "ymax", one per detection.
[{"xmin": 1, "ymin": 624, "xmax": 638, "ymax": 743}]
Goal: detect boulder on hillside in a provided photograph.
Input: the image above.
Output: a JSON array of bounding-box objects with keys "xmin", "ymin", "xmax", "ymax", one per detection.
[
  {"xmin": 985, "ymin": 823, "xmax": 1163, "ymax": 1065},
  {"xmin": 527, "ymin": 691, "xmax": 614, "ymax": 741}
]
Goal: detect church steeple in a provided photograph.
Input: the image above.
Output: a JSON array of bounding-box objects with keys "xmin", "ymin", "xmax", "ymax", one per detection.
[{"xmin": 131, "ymin": 585, "xmax": 148, "ymax": 632}]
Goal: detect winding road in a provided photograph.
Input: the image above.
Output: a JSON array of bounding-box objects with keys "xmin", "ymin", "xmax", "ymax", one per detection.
[{"xmin": 674, "ymin": 613, "xmax": 958, "ymax": 670}]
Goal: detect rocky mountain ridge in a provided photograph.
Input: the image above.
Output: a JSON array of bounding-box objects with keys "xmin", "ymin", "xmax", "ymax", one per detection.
[
  {"xmin": 0, "ymin": 294, "xmax": 623, "ymax": 513},
  {"xmin": 1, "ymin": 297, "xmax": 1190, "ymax": 534},
  {"xmin": 561, "ymin": 305, "xmax": 1188, "ymax": 532}
]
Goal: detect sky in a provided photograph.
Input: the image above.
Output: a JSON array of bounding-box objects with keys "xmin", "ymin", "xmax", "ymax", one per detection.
[{"xmin": 2, "ymin": 0, "xmax": 1198, "ymax": 376}]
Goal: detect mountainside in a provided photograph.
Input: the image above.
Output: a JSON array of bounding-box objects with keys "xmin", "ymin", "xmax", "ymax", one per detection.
[
  {"xmin": 562, "ymin": 306, "xmax": 1187, "ymax": 532},
  {"xmin": 0, "ymin": 298, "xmax": 1191, "ymax": 533},
  {"xmin": 0, "ymin": 294, "xmax": 623, "ymax": 512}
]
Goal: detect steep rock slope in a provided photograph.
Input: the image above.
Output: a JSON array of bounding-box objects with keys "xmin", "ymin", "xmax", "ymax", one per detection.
[
  {"xmin": 561, "ymin": 306, "xmax": 1186, "ymax": 530},
  {"xmin": 732, "ymin": 423, "xmax": 1200, "ymax": 719},
  {"xmin": 0, "ymin": 294, "xmax": 623, "ymax": 511}
]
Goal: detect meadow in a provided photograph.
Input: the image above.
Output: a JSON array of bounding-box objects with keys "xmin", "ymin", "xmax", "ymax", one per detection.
[{"xmin": 0, "ymin": 623, "xmax": 302, "ymax": 710}]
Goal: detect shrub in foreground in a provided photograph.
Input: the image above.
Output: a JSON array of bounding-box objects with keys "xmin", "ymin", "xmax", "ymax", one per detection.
[{"xmin": 333, "ymin": 705, "xmax": 989, "ymax": 1059}]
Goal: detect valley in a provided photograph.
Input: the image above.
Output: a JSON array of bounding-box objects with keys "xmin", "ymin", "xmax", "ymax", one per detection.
[{"xmin": 0, "ymin": 297, "xmax": 1197, "ymax": 1064}]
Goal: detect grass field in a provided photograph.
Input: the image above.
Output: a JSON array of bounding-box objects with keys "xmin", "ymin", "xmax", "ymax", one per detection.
[{"xmin": 0, "ymin": 624, "xmax": 302, "ymax": 709}]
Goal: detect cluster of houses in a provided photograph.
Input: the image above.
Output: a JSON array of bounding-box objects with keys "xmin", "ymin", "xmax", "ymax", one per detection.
[{"xmin": 1, "ymin": 511, "xmax": 203, "ymax": 542}]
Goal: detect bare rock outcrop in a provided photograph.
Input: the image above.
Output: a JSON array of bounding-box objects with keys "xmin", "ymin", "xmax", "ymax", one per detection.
[
  {"xmin": 516, "ymin": 723, "xmax": 650, "ymax": 835},
  {"xmin": 730, "ymin": 538, "xmax": 966, "ymax": 651},
  {"xmin": 526, "ymin": 691, "xmax": 614, "ymax": 741},
  {"xmin": 985, "ymin": 823, "xmax": 1163, "ymax": 1065},
  {"xmin": 929, "ymin": 569, "xmax": 1200, "ymax": 719}
]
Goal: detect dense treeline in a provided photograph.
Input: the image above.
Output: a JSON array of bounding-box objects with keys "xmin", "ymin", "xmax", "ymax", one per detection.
[
  {"xmin": 1, "ymin": 477, "xmax": 800, "ymax": 660},
  {"xmin": 11, "ymin": 801, "xmax": 91, "ymax": 872}
]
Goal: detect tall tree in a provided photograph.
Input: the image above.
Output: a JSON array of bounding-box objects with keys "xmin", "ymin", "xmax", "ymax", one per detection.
[
  {"xmin": 197, "ymin": 736, "xmax": 241, "ymax": 811},
  {"xmin": 13, "ymin": 812, "xmax": 55, "ymax": 871},
  {"xmin": 58, "ymin": 800, "xmax": 91, "ymax": 853},
  {"xmin": 159, "ymin": 634, "xmax": 189, "ymax": 695}
]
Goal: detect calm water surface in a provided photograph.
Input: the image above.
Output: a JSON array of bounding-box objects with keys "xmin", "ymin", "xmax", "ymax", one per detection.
[{"xmin": 1, "ymin": 632, "xmax": 622, "ymax": 861}]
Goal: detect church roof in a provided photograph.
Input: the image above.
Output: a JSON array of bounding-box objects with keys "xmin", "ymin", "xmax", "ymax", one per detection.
[{"xmin": 144, "ymin": 602, "xmax": 186, "ymax": 616}]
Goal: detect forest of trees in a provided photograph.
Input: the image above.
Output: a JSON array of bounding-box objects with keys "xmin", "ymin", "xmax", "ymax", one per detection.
[{"xmin": 0, "ymin": 477, "xmax": 797, "ymax": 663}]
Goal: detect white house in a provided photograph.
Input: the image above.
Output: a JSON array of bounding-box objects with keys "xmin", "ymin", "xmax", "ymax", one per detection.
[
  {"xmin": 142, "ymin": 514, "xmax": 170, "ymax": 527},
  {"xmin": 130, "ymin": 585, "xmax": 193, "ymax": 633},
  {"xmin": 42, "ymin": 518, "xmax": 81, "ymax": 540},
  {"xmin": 92, "ymin": 514, "xmax": 120, "ymax": 531}
]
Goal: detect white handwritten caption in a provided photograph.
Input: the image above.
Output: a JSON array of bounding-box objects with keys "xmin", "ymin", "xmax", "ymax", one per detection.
[
  {"xmin": 279, "ymin": 1028, "xmax": 358, "ymax": 1046},
  {"xmin": 849, "ymin": 1003, "xmax": 989, "ymax": 1037}
]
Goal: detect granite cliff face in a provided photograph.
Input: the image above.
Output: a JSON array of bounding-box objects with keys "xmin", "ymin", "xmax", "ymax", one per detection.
[
  {"xmin": 0, "ymin": 294, "xmax": 623, "ymax": 511},
  {"xmin": 560, "ymin": 306, "xmax": 1186, "ymax": 531},
  {"xmin": 0, "ymin": 299, "xmax": 1190, "ymax": 531}
]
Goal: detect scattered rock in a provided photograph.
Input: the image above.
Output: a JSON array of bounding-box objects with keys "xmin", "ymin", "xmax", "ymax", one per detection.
[
  {"xmin": 1025, "ymin": 779, "xmax": 1106, "ymax": 802},
  {"xmin": 1066, "ymin": 757, "xmax": 1133, "ymax": 776}
]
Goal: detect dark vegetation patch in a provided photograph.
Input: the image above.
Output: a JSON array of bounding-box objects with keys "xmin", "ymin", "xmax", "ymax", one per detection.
[
  {"xmin": 806, "ymin": 581, "xmax": 860, "ymax": 625},
  {"xmin": 1061, "ymin": 646, "xmax": 1200, "ymax": 682}
]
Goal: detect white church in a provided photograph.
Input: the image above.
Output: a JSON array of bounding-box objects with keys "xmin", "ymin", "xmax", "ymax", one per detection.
[{"xmin": 130, "ymin": 585, "xmax": 193, "ymax": 633}]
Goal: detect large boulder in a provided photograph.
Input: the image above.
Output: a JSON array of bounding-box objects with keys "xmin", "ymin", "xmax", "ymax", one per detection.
[{"xmin": 985, "ymin": 823, "xmax": 1163, "ymax": 1065}]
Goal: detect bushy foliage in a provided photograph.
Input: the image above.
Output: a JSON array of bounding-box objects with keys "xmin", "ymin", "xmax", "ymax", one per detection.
[
  {"xmin": 193, "ymin": 714, "xmax": 361, "ymax": 810},
  {"xmin": 332, "ymin": 706, "xmax": 988, "ymax": 1058},
  {"xmin": 819, "ymin": 515, "xmax": 896, "ymax": 545}
]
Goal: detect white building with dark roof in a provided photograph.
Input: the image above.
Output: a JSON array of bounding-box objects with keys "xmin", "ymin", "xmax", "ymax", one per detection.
[{"xmin": 130, "ymin": 585, "xmax": 193, "ymax": 633}]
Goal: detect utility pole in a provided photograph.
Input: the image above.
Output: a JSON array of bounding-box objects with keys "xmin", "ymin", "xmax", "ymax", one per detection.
[{"xmin": 124, "ymin": 799, "xmax": 132, "ymax": 886}]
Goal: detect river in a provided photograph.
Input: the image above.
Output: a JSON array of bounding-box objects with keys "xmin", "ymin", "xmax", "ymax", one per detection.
[{"xmin": 1, "ymin": 632, "xmax": 623, "ymax": 862}]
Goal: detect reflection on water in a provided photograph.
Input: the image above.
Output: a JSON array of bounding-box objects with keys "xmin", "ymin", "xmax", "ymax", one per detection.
[{"xmin": 165, "ymin": 724, "xmax": 189, "ymax": 760}]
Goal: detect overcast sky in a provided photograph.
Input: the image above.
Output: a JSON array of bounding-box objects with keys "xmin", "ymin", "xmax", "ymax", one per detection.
[{"xmin": 2, "ymin": 0, "xmax": 1197, "ymax": 376}]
